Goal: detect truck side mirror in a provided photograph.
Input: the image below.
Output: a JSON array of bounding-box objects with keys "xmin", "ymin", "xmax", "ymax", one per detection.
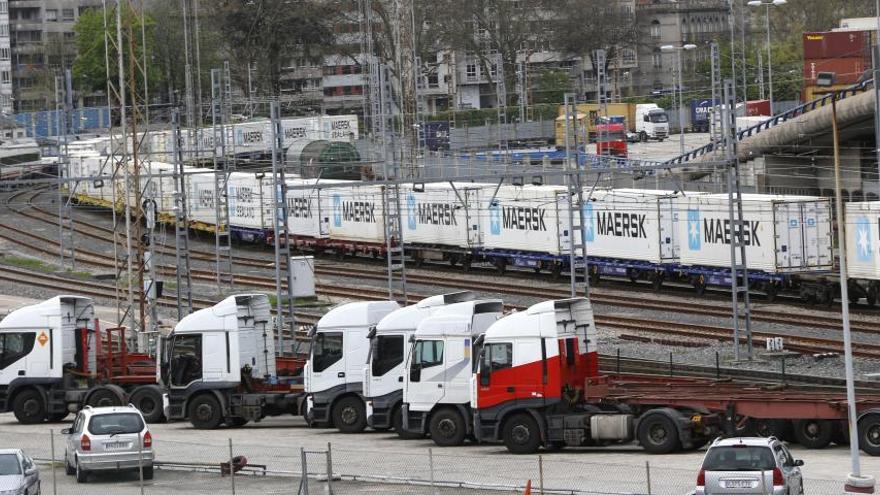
[{"xmin": 409, "ymin": 364, "xmax": 421, "ymax": 383}]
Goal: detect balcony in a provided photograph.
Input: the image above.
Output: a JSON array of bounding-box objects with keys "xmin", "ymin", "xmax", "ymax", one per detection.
[{"xmin": 636, "ymin": 0, "xmax": 727, "ymax": 14}]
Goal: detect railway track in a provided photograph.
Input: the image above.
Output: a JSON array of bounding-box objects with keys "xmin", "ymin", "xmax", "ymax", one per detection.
[{"xmin": 11, "ymin": 188, "xmax": 880, "ymax": 336}]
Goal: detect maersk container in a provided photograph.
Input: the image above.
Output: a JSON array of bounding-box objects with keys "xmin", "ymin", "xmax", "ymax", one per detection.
[
  {"xmin": 280, "ymin": 117, "xmax": 321, "ymax": 147},
  {"xmin": 232, "ymin": 121, "xmax": 271, "ymax": 154},
  {"xmin": 285, "ymin": 178, "xmax": 353, "ymax": 239},
  {"xmin": 845, "ymin": 201, "xmax": 880, "ymax": 280},
  {"xmin": 583, "ymin": 189, "xmax": 700, "ymax": 264},
  {"xmin": 403, "ymin": 182, "xmax": 482, "ymax": 248},
  {"xmin": 675, "ymin": 194, "xmax": 833, "ymax": 273},
  {"xmin": 320, "ymin": 115, "xmax": 359, "ymax": 142},
  {"xmin": 481, "ymin": 185, "xmax": 572, "ymax": 256},
  {"xmin": 327, "ymin": 184, "xmax": 386, "ymax": 243}
]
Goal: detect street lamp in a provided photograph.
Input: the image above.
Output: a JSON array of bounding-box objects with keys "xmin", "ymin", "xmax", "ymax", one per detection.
[
  {"xmin": 747, "ymin": 0, "xmax": 786, "ymax": 115},
  {"xmin": 661, "ymin": 43, "xmax": 696, "ymax": 155},
  {"xmin": 816, "ymin": 71, "xmax": 876, "ymax": 495}
]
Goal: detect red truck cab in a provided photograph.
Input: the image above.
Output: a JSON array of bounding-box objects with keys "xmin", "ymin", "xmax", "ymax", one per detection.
[{"xmin": 595, "ymin": 123, "xmax": 628, "ymax": 157}]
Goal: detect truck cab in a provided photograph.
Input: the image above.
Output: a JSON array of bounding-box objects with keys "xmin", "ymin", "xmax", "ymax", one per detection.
[
  {"xmin": 0, "ymin": 296, "xmax": 95, "ymax": 423},
  {"xmin": 304, "ymin": 300, "xmax": 400, "ymax": 432},
  {"xmin": 595, "ymin": 123, "xmax": 628, "ymax": 157},
  {"xmin": 635, "ymin": 104, "xmax": 669, "ymax": 142},
  {"xmin": 402, "ymin": 299, "xmax": 503, "ymax": 446},
  {"xmin": 473, "ymin": 298, "xmax": 600, "ymax": 453},
  {"xmin": 364, "ymin": 291, "xmax": 476, "ymax": 437},
  {"xmin": 162, "ymin": 293, "xmax": 300, "ymax": 429}
]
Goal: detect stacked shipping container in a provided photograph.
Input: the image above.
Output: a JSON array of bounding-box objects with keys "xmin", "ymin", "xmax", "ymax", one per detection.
[{"xmin": 802, "ymin": 30, "xmax": 872, "ymax": 99}]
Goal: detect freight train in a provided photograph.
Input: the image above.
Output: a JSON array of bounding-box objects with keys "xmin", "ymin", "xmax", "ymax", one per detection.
[{"xmin": 66, "ymin": 151, "xmax": 880, "ymax": 305}]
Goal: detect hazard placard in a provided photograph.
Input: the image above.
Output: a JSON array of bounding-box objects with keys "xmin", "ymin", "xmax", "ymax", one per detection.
[{"xmin": 37, "ymin": 331, "xmax": 48, "ymax": 347}]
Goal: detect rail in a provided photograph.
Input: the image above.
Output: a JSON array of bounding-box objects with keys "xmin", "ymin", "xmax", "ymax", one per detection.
[{"xmin": 663, "ymin": 78, "xmax": 874, "ymax": 165}]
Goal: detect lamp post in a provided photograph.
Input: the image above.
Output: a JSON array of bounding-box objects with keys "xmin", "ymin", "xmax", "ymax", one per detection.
[
  {"xmin": 661, "ymin": 43, "xmax": 696, "ymax": 155},
  {"xmin": 747, "ymin": 0, "xmax": 786, "ymax": 115},
  {"xmin": 815, "ymin": 71, "xmax": 876, "ymax": 495}
]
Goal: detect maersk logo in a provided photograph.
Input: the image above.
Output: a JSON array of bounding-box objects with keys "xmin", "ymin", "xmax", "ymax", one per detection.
[
  {"xmin": 583, "ymin": 203, "xmax": 594, "ymax": 243},
  {"xmin": 688, "ymin": 209, "xmax": 701, "ymax": 251},
  {"xmin": 407, "ymin": 193, "xmax": 417, "ymax": 230},
  {"xmin": 333, "ymin": 194, "xmax": 342, "ymax": 227},
  {"xmin": 856, "ymin": 217, "xmax": 872, "ymax": 261},
  {"xmin": 489, "ymin": 201, "xmax": 501, "ymax": 235}
]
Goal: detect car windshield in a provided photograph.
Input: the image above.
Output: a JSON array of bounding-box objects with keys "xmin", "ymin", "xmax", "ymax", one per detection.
[
  {"xmin": 703, "ymin": 446, "xmax": 776, "ymax": 471},
  {"xmin": 649, "ymin": 112, "xmax": 668, "ymax": 123},
  {"xmin": 0, "ymin": 454, "xmax": 21, "ymax": 475},
  {"xmin": 87, "ymin": 413, "xmax": 144, "ymax": 435}
]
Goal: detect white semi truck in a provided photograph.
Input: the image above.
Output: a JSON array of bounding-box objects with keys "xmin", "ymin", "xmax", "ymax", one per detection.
[
  {"xmin": 0, "ymin": 296, "xmax": 164, "ymax": 424},
  {"xmin": 363, "ymin": 292, "xmax": 486, "ymax": 437},
  {"xmin": 161, "ymin": 294, "xmax": 305, "ymax": 428},
  {"xmin": 304, "ymin": 300, "xmax": 400, "ymax": 432},
  {"xmin": 401, "ymin": 299, "xmax": 503, "ymax": 446},
  {"xmin": 634, "ymin": 104, "xmax": 669, "ymax": 142}
]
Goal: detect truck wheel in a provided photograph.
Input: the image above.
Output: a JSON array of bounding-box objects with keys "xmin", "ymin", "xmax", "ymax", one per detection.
[
  {"xmin": 429, "ymin": 409, "xmax": 466, "ymax": 447},
  {"xmin": 130, "ymin": 386, "xmax": 164, "ymax": 423},
  {"xmin": 189, "ymin": 394, "xmax": 223, "ymax": 429},
  {"xmin": 637, "ymin": 414, "xmax": 680, "ymax": 454},
  {"xmin": 13, "ymin": 389, "xmax": 46, "ymax": 424},
  {"xmin": 502, "ymin": 414, "xmax": 541, "ymax": 454},
  {"xmin": 793, "ymin": 419, "xmax": 833, "ymax": 449},
  {"xmin": 333, "ymin": 396, "xmax": 366, "ymax": 433},
  {"xmin": 754, "ymin": 419, "xmax": 793, "ymax": 442},
  {"xmin": 858, "ymin": 415, "xmax": 880, "ymax": 456},
  {"xmin": 392, "ymin": 408, "xmax": 422, "ymax": 440},
  {"xmin": 87, "ymin": 387, "xmax": 123, "ymax": 408}
]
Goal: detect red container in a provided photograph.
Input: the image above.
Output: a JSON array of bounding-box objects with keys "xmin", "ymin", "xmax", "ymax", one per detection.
[
  {"xmin": 803, "ymin": 31, "xmax": 871, "ymax": 60},
  {"xmin": 803, "ymin": 58, "xmax": 869, "ymax": 85},
  {"xmin": 745, "ymin": 100, "xmax": 771, "ymax": 116}
]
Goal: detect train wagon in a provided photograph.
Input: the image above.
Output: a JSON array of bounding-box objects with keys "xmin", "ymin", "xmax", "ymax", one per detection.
[
  {"xmin": 404, "ymin": 182, "xmax": 484, "ymax": 265},
  {"xmin": 845, "ymin": 201, "xmax": 880, "ymax": 305}
]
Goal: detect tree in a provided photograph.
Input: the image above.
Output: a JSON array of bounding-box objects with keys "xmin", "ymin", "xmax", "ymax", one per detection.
[
  {"xmin": 532, "ymin": 70, "xmax": 571, "ymax": 104},
  {"xmin": 548, "ymin": 0, "xmax": 638, "ymax": 80},
  {"xmin": 209, "ymin": 0, "xmax": 340, "ymax": 97},
  {"xmin": 72, "ymin": 5, "xmax": 158, "ymax": 95}
]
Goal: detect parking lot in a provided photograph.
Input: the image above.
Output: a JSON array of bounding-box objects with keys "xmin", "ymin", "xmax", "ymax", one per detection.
[{"xmin": 2, "ymin": 413, "xmax": 877, "ymax": 494}]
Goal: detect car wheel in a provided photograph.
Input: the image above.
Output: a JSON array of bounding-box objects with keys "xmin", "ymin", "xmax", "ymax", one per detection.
[
  {"xmin": 64, "ymin": 453, "xmax": 75, "ymax": 475},
  {"xmin": 75, "ymin": 459, "xmax": 87, "ymax": 483},
  {"xmin": 188, "ymin": 394, "xmax": 223, "ymax": 429},
  {"xmin": 332, "ymin": 396, "xmax": 366, "ymax": 433}
]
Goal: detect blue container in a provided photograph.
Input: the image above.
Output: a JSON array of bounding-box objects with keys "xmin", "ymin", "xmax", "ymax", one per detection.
[
  {"xmin": 422, "ymin": 120, "xmax": 450, "ymax": 151},
  {"xmin": 689, "ymin": 99, "xmax": 717, "ymax": 133}
]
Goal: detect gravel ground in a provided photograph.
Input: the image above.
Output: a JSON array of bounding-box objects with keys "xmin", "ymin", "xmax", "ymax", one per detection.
[{"xmin": 3, "ymin": 189, "xmax": 880, "ymax": 382}]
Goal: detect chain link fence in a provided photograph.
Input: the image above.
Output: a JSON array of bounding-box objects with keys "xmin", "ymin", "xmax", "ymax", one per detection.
[{"xmin": 0, "ymin": 428, "xmax": 846, "ymax": 495}]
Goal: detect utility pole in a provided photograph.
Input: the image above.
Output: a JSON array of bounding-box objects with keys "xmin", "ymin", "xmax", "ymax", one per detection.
[
  {"xmin": 211, "ymin": 67, "xmax": 234, "ymax": 292},
  {"xmin": 56, "ymin": 70, "xmax": 75, "ymax": 272},
  {"xmin": 171, "ymin": 109, "xmax": 193, "ymax": 319},
  {"xmin": 757, "ymin": 50, "xmax": 765, "ymax": 100}
]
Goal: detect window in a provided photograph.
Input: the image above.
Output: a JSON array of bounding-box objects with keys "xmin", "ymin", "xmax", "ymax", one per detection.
[
  {"xmin": 410, "ymin": 340, "xmax": 443, "ymax": 383},
  {"xmin": 650, "ymin": 20, "xmax": 661, "ymax": 38},
  {"xmin": 0, "ymin": 332, "xmax": 36, "ymax": 369},
  {"xmin": 702, "ymin": 446, "xmax": 775, "ymax": 470},
  {"xmin": 0, "ymin": 25, "xmax": 7, "ymax": 37},
  {"xmin": 87, "ymin": 412, "xmax": 145, "ymax": 435},
  {"xmin": 1, "ymin": 71, "xmax": 9, "ymax": 85},
  {"xmin": 0, "ymin": 454, "xmax": 21, "ymax": 476},
  {"xmin": 62, "ymin": 8, "xmax": 75, "ymax": 22},
  {"xmin": 427, "ymin": 73, "xmax": 438, "ymax": 88},
  {"xmin": 480, "ymin": 342, "xmax": 512, "ymax": 385},
  {"xmin": 370, "ymin": 335, "xmax": 404, "ymax": 377},
  {"xmin": 45, "ymin": 9, "xmax": 58, "ymax": 21},
  {"xmin": 311, "ymin": 332, "xmax": 343, "ymax": 372},
  {"xmin": 169, "ymin": 333, "xmax": 202, "ymax": 386},
  {"xmin": 652, "ymin": 49, "xmax": 662, "ymax": 69},
  {"xmin": 466, "ymin": 64, "xmax": 476, "ymax": 81},
  {"xmin": 0, "ymin": 2, "xmax": 7, "ymax": 14},
  {"xmin": 0, "ymin": 48, "xmax": 9, "ymax": 60}
]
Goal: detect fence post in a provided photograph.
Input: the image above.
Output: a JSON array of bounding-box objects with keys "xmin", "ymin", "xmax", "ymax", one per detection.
[
  {"xmin": 669, "ymin": 351, "xmax": 673, "ymax": 377},
  {"xmin": 229, "ymin": 438, "xmax": 235, "ymax": 495},
  {"xmin": 645, "ymin": 460, "xmax": 652, "ymax": 494},
  {"xmin": 716, "ymin": 351, "xmax": 720, "ymax": 379},
  {"xmin": 138, "ymin": 431, "xmax": 144, "ymax": 495},
  {"xmin": 326, "ymin": 442, "xmax": 333, "ymax": 495},
  {"xmin": 299, "ymin": 447, "xmax": 309, "ymax": 495},
  {"xmin": 49, "ymin": 429, "xmax": 57, "ymax": 495},
  {"xmin": 538, "ymin": 455, "xmax": 545, "ymax": 495},
  {"xmin": 429, "ymin": 447, "xmax": 436, "ymax": 495}
]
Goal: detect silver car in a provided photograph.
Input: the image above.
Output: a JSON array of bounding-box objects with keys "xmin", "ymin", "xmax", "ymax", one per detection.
[
  {"xmin": 696, "ymin": 437, "xmax": 804, "ymax": 495},
  {"xmin": 0, "ymin": 449, "xmax": 39, "ymax": 495},
  {"xmin": 61, "ymin": 405, "xmax": 154, "ymax": 483}
]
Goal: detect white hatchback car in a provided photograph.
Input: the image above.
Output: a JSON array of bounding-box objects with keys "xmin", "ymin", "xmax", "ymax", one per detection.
[{"xmin": 61, "ymin": 405, "xmax": 154, "ymax": 483}]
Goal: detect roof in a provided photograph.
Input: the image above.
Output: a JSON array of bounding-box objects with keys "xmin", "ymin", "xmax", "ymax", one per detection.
[
  {"xmin": 414, "ymin": 299, "xmax": 504, "ymax": 338},
  {"xmin": 80, "ymin": 405, "xmax": 142, "ymax": 416},
  {"xmin": 175, "ymin": 294, "xmax": 269, "ymax": 334},
  {"xmin": 710, "ymin": 437, "xmax": 778, "ymax": 447},
  {"xmin": 0, "ymin": 449, "xmax": 23, "ymax": 455},
  {"xmin": 317, "ymin": 300, "xmax": 400, "ymax": 330},
  {"xmin": 485, "ymin": 298, "xmax": 593, "ymax": 340},
  {"xmin": 0, "ymin": 295, "xmax": 93, "ymax": 330}
]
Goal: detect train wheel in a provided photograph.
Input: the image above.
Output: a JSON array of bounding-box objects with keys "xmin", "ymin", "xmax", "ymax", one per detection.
[
  {"xmin": 868, "ymin": 286, "xmax": 878, "ymax": 307},
  {"xmin": 551, "ymin": 263, "xmax": 563, "ymax": 281},
  {"xmin": 494, "ymin": 258, "xmax": 507, "ymax": 275},
  {"xmin": 461, "ymin": 257, "xmax": 472, "ymax": 272},
  {"xmin": 651, "ymin": 273, "xmax": 664, "ymax": 292},
  {"xmin": 693, "ymin": 275, "xmax": 707, "ymax": 296},
  {"xmin": 793, "ymin": 419, "xmax": 833, "ymax": 449},
  {"xmin": 627, "ymin": 268, "xmax": 640, "ymax": 284},
  {"xmin": 858, "ymin": 414, "xmax": 880, "ymax": 456},
  {"xmin": 765, "ymin": 284, "xmax": 779, "ymax": 303},
  {"xmin": 589, "ymin": 267, "xmax": 600, "ymax": 286}
]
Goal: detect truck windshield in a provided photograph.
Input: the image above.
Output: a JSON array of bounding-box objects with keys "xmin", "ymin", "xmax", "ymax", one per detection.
[
  {"xmin": 88, "ymin": 413, "xmax": 145, "ymax": 435},
  {"xmin": 170, "ymin": 334, "xmax": 202, "ymax": 386},
  {"xmin": 649, "ymin": 112, "xmax": 668, "ymax": 123},
  {"xmin": 371, "ymin": 335, "xmax": 404, "ymax": 376},
  {"xmin": 703, "ymin": 446, "xmax": 775, "ymax": 471},
  {"xmin": 599, "ymin": 131, "xmax": 626, "ymax": 141},
  {"xmin": 312, "ymin": 332, "xmax": 343, "ymax": 372},
  {"xmin": 0, "ymin": 454, "xmax": 20, "ymax": 475}
]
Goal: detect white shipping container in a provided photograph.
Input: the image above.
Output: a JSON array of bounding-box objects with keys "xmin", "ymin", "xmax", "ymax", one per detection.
[
  {"xmin": 327, "ymin": 184, "xmax": 386, "ymax": 243},
  {"xmin": 280, "ymin": 117, "xmax": 322, "ymax": 147},
  {"xmin": 231, "ymin": 121, "xmax": 271, "ymax": 154},
  {"xmin": 403, "ymin": 183, "xmax": 482, "ymax": 248},
  {"xmin": 481, "ymin": 185, "xmax": 571, "ymax": 256},
  {"xmin": 846, "ymin": 201, "xmax": 880, "ymax": 280},
  {"xmin": 675, "ymin": 194, "xmax": 833, "ymax": 273},
  {"xmin": 226, "ymin": 172, "xmax": 272, "ymax": 233},
  {"xmin": 320, "ymin": 115, "xmax": 359, "ymax": 142},
  {"xmin": 583, "ymin": 189, "xmax": 695, "ymax": 264},
  {"xmin": 285, "ymin": 178, "xmax": 352, "ymax": 238}
]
